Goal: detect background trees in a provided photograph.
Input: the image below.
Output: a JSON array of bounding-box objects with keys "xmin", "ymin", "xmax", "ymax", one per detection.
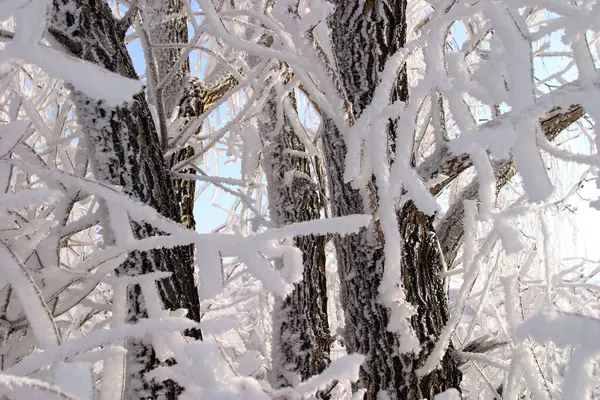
[{"xmin": 1, "ymin": 0, "xmax": 600, "ymax": 399}]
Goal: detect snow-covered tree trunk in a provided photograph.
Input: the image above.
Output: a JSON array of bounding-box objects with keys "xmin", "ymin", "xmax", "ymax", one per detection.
[
  {"xmin": 145, "ymin": 0, "xmax": 199, "ymax": 294},
  {"xmin": 259, "ymin": 82, "xmax": 331, "ymax": 389},
  {"xmin": 320, "ymin": 1, "xmax": 462, "ymax": 398},
  {"xmin": 143, "ymin": 0, "xmax": 238, "ymax": 318},
  {"xmin": 50, "ymin": 1, "xmax": 201, "ymax": 398},
  {"xmin": 146, "ymin": 0, "xmax": 189, "ymax": 120}
]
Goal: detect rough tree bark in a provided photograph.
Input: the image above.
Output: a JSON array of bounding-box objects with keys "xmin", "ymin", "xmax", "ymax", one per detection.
[
  {"xmin": 50, "ymin": 1, "xmax": 201, "ymax": 398},
  {"xmin": 146, "ymin": 0, "xmax": 189, "ymax": 120},
  {"xmin": 145, "ymin": 0, "xmax": 237, "ymax": 231},
  {"xmin": 145, "ymin": 0, "xmax": 198, "ymax": 301},
  {"xmin": 144, "ymin": 0, "xmax": 239, "ymax": 319},
  {"xmin": 243, "ymin": 3, "xmax": 332, "ymax": 385},
  {"xmin": 320, "ymin": 1, "xmax": 462, "ymax": 398},
  {"xmin": 259, "ymin": 80, "xmax": 330, "ymax": 388}
]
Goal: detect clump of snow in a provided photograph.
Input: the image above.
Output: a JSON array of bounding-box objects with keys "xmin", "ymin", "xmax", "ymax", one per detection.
[{"xmin": 434, "ymin": 388, "xmax": 461, "ymax": 400}]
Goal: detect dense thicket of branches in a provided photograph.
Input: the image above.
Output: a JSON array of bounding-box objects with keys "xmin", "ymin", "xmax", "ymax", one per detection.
[{"xmin": 1, "ymin": 0, "xmax": 600, "ymax": 399}]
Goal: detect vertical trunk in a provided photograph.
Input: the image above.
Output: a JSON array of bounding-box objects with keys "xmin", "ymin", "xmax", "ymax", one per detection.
[
  {"xmin": 320, "ymin": 1, "xmax": 462, "ymax": 398},
  {"xmin": 144, "ymin": 2, "xmax": 238, "ymax": 305},
  {"xmin": 50, "ymin": 1, "xmax": 201, "ymax": 399},
  {"xmin": 260, "ymin": 86, "xmax": 330, "ymax": 388},
  {"xmin": 398, "ymin": 202, "xmax": 462, "ymax": 396},
  {"xmin": 146, "ymin": 0, "xmax": 197, "ymax": 291},
  {"xmin": 147, "ymin": 0, "xmax": 189, "ymax": 119},
  {"xmin": 321, "ymin": 117, "xmax": 411, "ymax": 399}
]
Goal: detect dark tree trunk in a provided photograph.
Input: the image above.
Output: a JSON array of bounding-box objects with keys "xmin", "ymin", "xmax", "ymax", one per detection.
[
  {"xmin": 146, "ymin": 0, "xmax": 198, "ymax": 301},
  {"xmin": 50, "ymin": 1, "xmax": 201, "ymax": 398},
  {"xmin": 144, "ymin": 0, "xmax": 238, "ymax": 335},
  {"xmin": 260, "ymin": 87, "xmax": 330, "ymax": 388},
  {"xmin": 147, "ymin": 0, "xmax": 189, "ymax": 119},
  {"xmin": 398, "ymin": 202, "xmax": 462, "ymax": 397},
  {"xmin": 320, "ymin": 0, "xmax": 463, "ymax": 398}
]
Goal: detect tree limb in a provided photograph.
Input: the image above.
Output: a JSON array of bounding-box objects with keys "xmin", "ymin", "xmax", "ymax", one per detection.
[
  {"xmin": 436, "ymin": 105, "xmax": 585, "ymax": 267},
  {"xmin": 422, "ymin": 104, "xmax": 584, "ymax": 198}
]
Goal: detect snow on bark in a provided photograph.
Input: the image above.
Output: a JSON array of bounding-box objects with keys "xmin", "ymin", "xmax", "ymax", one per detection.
[
  {"xmin": 320, "ymin": 0, "xmax": 462, "ymax": 398},
  {"xmin": 49, "ymin": 1, "xmax": 201, "ymax": 398},
  {"xmin": 321, "ymin": 114, "xmax": 461, "ymax": 399},
  {"xmin": 146, "ymin": 0, "xmax": 189, "ymax": 120},
  {"xmin": 7, "ymin": 0, "xmax": 141, "ymax": 106},
  {"xmin": 260, "ymin": 77, "xmax": 331, "ymax": 389},
  {"xmin": 144, "ymin": 0, "xmax": 201, "ymax": 321}
]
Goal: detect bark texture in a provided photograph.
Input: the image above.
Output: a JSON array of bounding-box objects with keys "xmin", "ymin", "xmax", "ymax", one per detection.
[
  {"xmin": 147, "ymin": 0, "xmax": 189, "ymax": 119},
  {"xmin": 320, "ymin": 1, "xmax": 462, "ymax": 398},
  {"xmin": 260, "ymin": 87, "xmax": 330, "ymax": 388},
  {"xmin": 145, "ymin": 0, "xmax": 238, "ymax": 305},
  {"xmin": 146, "ymin": 0, "xmax": 198, "ymax": 295},
  {"xmin": 50, "ymin": 1, "xmax": 200, "ymax": 398},
  {"xmin": 168, "ymin": 73, "xmax": 238, "ymax": 231}
]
